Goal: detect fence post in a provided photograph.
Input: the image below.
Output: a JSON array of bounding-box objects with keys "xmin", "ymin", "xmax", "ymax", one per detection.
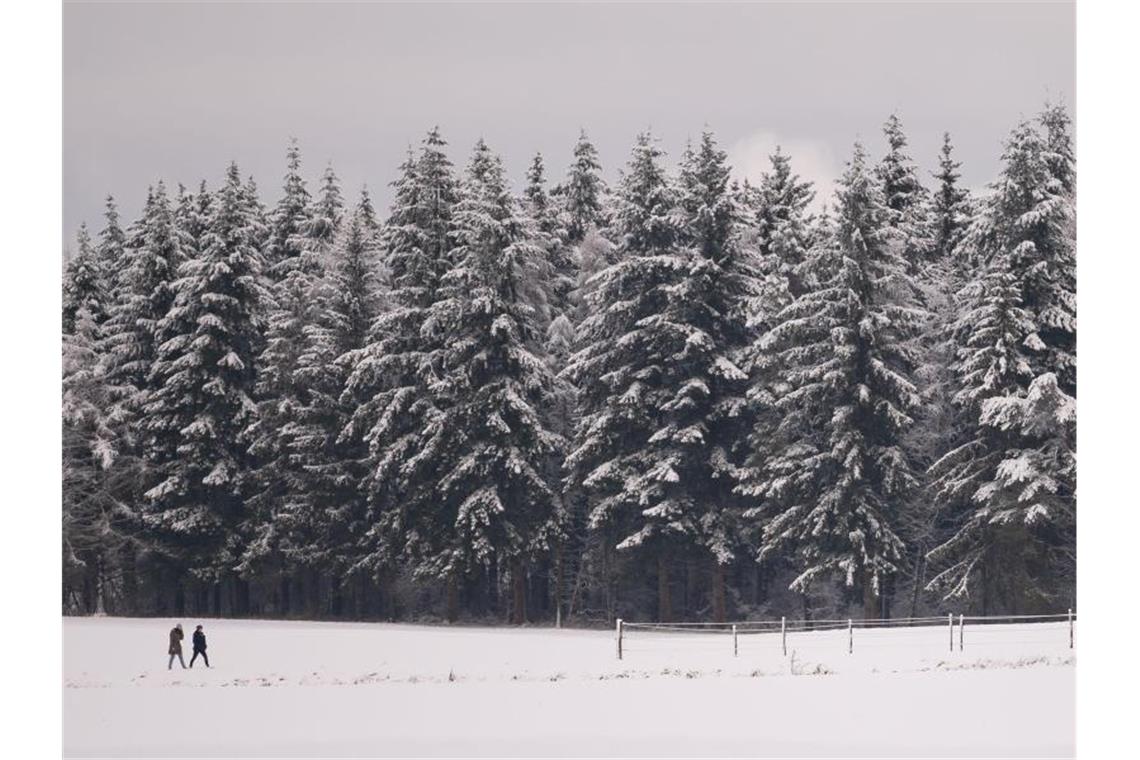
[
  {"xmin": 959, "ymin": 614, "xmax": 964, "ymax": 651},
  {"xmin": 848, "ymin": 618, "xmax": 853, "ymax": 654},
  {"xmin": 1068, "ymin": 608, "xmax": 1073, "ymax": 649},
  {"xmin": 948, "ymin": 613, "xmax": 954, "ymax": 652},
  {"xmin": 616, "ymin": 618, "xmax": 623, "ymax": 661},
  {"xmin": 781, "ymin": 616, "xmax": 787, "ymax": 656},
  {"xmin": 732, "ymin": 624, "xmax": 738, "ymax": 657}
]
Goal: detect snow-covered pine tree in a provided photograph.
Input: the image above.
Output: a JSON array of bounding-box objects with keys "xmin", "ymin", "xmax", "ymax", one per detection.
[
  {"xmin": 96, "ymin": 195, "xmax": 129, "ymax": 298},
  {"xmin": 309, "ymin": 163, "xmax": 346, "ymax": 257},
  {"xmin": 63, "ymin": 224, "xmax": 106, "ymax": 334},
  {"xmin": 559, "ymin": 130, "xmax": 607, "ymax": 245},
  {"xmin": 751, "ymin": 147, "xmax": 816, "ymax": 301},
  {"xmin": 525, "ymin": 153, "xmax": 575, "ymax": 326},
  {"xmin": 961, "ymin": 117, "xmax": 1075, "ymax": 395},
  {"xmin": 667, "ymin": 130, "xmax": 765, "ymax": 621},
  {"xmin": 1040, "ymin": 102, "xmax": 1076, "ymax": 198},
  {"xmin": 925, "ymin": 252, "xmax": 1039, "ymax": 604},
  {"xmin": 524, "ymin": 152, "xmax": 578, "ymax": 624},
  {"xmin": 265, "ymin": 195, "xmax": 387, "ymax": 619},
  {"xmin": 564, "ymin": 131, "xmax": 691, "ymax": 621},
  {"xmin": 877, "ymin": 114, "xmax": 933, "ymax": 266},
  {"xmin": 63, "ymin": 305, "xmax": 138, "ymax": 614},
  {"xmin": 262, "ymin": 139, "xmax": 312, "ymax": 282},
  {"xmin": 414, "ymin": 139, "xmax": 562, "ymax": 624},
  {"xmin": 925, "ymin": 112, "xmax": 1076, "ymax": 611},
  {"xmin": 142, "ymin": 162, "xmax": 267, "ymax": 610},
  {"xmin": 344, "ymin": 129, "xmax": 461, "ymax": 615},
  {"xmin": 101, "ymin": 182, "xmax": 183, "ymax": 399},
  {"xmin": 285, "ymin": 196, "xmax": 386, "ymax": 613},
  {"xmin": 175, "ymin": 181, "xmax": 214, "ymax": 262},
  {"xmin": 930, "ymin": 132, "xmax": 971, "ymax": 263},
  {"xmin": 742, "ymin": 143, "xmax": 926, "ymax": 619},
  {"xmin": 240, "ymin": 154, "xmax": 328, "ymax": 605}
]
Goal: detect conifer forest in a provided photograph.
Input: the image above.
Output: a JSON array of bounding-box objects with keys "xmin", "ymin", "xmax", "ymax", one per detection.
[{"xmin": 61, "ymin": 107, "xmax": 1075, "ymax": 625}]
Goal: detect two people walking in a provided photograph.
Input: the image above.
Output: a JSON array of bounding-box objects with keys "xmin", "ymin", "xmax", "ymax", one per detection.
[{"xmin": 168, "ymin": 623, "xmax": 209, "ymax": 669}]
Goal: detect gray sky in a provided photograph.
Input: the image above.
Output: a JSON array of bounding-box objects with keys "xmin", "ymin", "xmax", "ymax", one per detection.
[{"xmin": 63, "ymin": 1, "xmax": 1074, "ymax": 245}]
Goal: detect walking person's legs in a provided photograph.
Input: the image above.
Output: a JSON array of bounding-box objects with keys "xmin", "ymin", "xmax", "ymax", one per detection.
[
  {"xmin": 201, "ymin": 650, "xmax": 209, "ymax": 667},
  {"xmin": 190, "ymin": 650, "xmax": 200, "ymax": 668},
  {"xmin": 177, "ymin": 652, "xmax": 186, "ymax": 669},
  {"xmin": 168, "ymin": 654, "xmax": 175, "ymax": 670}
]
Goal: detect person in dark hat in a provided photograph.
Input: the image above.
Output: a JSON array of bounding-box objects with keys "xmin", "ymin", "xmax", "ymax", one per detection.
[{"xmin": 189, "ymin": 624, "xmax": 210, "ymax": 668}]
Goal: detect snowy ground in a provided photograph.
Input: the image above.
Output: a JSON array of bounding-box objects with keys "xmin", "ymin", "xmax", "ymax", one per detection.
[{"xmin": 64, "ymin": 616, "xmax": 1074, "ymax": 757}]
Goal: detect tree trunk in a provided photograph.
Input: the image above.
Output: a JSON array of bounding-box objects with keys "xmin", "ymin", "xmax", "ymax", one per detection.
[
  {"xmin": 94, "ymin": 557, "xmax": 107, "ymax": 615},
  {"xmin": 445, "ymin": 574, "xmax": 459, "ymax": 623},
  {"xmin": 657, "ymin": 554, "xmax": 672, "ymax": 623},
  {"xmin": 908, "ymin": 553, "xmax": 924, "ymax": 618},
  {"xmin": 511, "ymin": 562, "xmax": 527, "ymax": 625},
  {"xmin": 863, "ymin": 576, "xmax": 879, "ymax": 620},
  {"xmin": 711, "ymin": 561, "xmax": 727, "ymax": 623},
  {"xmin": 553, "ymin": 543, "xmax": 564, "ymax": 628}
]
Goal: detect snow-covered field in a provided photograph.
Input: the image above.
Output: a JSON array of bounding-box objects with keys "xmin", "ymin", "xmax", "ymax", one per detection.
[{"xmin": 64, "ymin": 616, "xmax": 1074, "ymax": 757}]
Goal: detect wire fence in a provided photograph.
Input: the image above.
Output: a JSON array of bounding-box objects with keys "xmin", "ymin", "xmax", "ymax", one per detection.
[{"xmin": 614, "ymin": 610, "xmax": 1075, "ymax": 660}]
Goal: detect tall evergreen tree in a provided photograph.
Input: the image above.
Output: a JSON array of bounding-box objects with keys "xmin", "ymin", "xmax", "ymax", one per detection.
[
  {"xmin": 263, "ymin": 139, "xmax": 312, "ymax": 281},
  {"xmin": 526, "ymin": 153, "xmax": 575, "ymax": 326},
  {"xmin": 416, "ymin": 139, "xmax": 563, "ymax": 623},
  {"xmin": 565, "ymin": 132, "xmax": 691, "ymax": 621},
  {"xmin": 667, "ymin": 131, "xmax": 765, "ymax": 621},
  {"xmin": 741, "ymin": 144, "xmax": 926, "ymax": 618},
  {"xmin": 63, "ymin": 224, "xmax": 106, "ymax": 334},
  {"xmin": 96, "ymin": 195, "xmax": 129, "ymax": 297},
  {"xmin": 286, "ymin": 197, "xmax": 387, "ymax": 600},
  {"xmin": 559, "ymin": 130, "xmax": 607, "ymax": 245},
  {"xmin": 102, "ymin": 182, "xmax": 182, "ymax": 399},
  {"xmin": 926, "ymin": 113, "xmax": 1076, "ymax": 611},
  {"xmin": 63, "ymin": 306, "xmax": 138, "ymax": 614},
  {"xmin": 345, "ymin": 128, "xmax": 461, "ymax": 614},
  {"xmin": 930, "ymin": 132, "xmax": 971, "ymax": 263},
  {"xmin": 877, "ymin": 114, "xmax": 933, "ymax": 265},
  {"xmin": 142, "ymin": 163, "xmax": 267, "ymax": 606}
]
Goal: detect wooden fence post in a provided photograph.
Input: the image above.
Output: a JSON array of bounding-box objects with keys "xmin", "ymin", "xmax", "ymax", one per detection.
[
  {"xmin": 959, "ymin": 614, "xmax": 964, "ymax": 651},
  {"xmin": 948, "ymin": 613, "xmax": 954, "ymax": 652},
  {"xmin": 781, "ymin": 616, "xmax": 787, "ymax": 656},
  {"xmin": 1069, "ymin": 608, "xmax": 1074, "ymax": 649},
  {"xmin": 848, "ymin": 618, "xmax": 853, "ymax": 654},
  {"xmin": 732, "ymin": 624, "xmax": 738, "ymax": 657},
  {"xmin": 616, "ymin": 618, "xmax": 623, "ymax": 660}
]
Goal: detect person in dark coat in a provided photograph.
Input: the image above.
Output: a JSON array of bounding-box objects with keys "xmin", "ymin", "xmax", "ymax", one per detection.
[
  {"xmin": 168, "ymin": 624, "xmax": 186, "ymax": 670},
  {"xmin": 189, "ymin": 624, "xmax": 210, "ymax": 668}
]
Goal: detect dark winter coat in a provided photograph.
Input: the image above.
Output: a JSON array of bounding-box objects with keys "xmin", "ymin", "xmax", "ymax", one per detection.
[
  {"xmin": 193, "ymin": 630, "xmax": 207, "ymax": 652},
  {"xmin": 168, "ymin": 627, "xmax": 183, "ymax": 655}
]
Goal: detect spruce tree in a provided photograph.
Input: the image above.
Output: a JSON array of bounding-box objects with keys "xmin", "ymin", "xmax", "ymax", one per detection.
[
  {"xmin": 669, "ymin": 131, "xmax": 765, "ymax": 621},
  {"xmin": 287, "ymin": 197, "xmax": 386, "ymax": 599},
  {"xmin": 97, "ymin": 196, "xmax": 128, "ymax": 297},
  {"xmin": 345, "ymin": 128, "xmax": 461, "ymax": 615},
  {"xmin": 62, "ymin": 224, "xmax": 106, "ymax": 334},
  {"xmin": 420, "ymin": 139, "xmax": 563, "ymax": 623},
  {"xmin": 263, "ymin": 139, "xmax": 312, "ymax": 281},
  {"xmin": 930, "ymin": 133, "xmax": 971, "ymax": 263},
  {"xmin": 565, "ymin": 132, "xmax": 691, "ymax": 621},
  {"xmin": 142, "ymin": 162, "xmax": 267, "ymax": 604},
  {"xmin": 560, "ymin": 130, "xmax": 607, "ymax": 245},
  {"xmin": 877, "ymin": 114, "xmax": 933, "ymax": 265},
  {"xmin": 102, "ymin": 182, "xmax": 182, "ymax": 399},
  {"xmin": 742, "ymin": 144, "xmax": 926, "ymax": 618},
  {"xmin": 63, "ymin": 306, "xmax": 137, "ymax": 614},
  {"xmin": 926, "ymin": 113, "xmax": 1076, "ymax": 611}
]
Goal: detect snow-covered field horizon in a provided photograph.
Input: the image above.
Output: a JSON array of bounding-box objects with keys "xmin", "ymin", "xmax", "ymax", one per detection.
[{"xmin": 64, "ymin": 616, "xmax": 1074, "ymax": 757}]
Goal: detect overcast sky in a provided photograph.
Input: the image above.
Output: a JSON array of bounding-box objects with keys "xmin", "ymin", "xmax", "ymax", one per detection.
[{"xmin": 63, "ymin": 1, "xmax": 1074, "ymax": 245}]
